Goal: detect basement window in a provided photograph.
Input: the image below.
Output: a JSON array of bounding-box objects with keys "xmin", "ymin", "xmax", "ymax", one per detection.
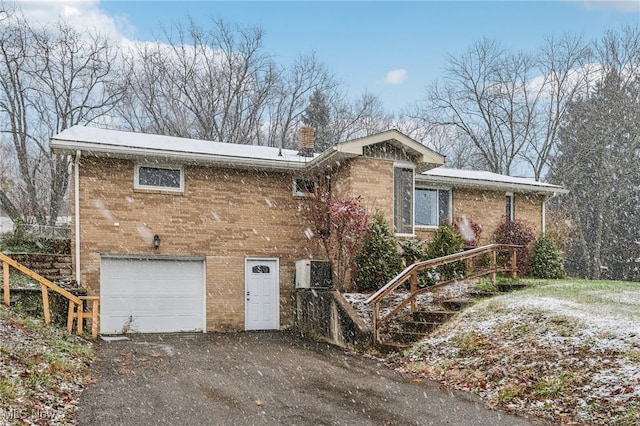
[
  {"xmin": 135, "ymin": 164, "xmax": 184, "ymax": 192},
  {"xmin": 293, "ymin": 178, "xmax": 316, "ymax": 197}
]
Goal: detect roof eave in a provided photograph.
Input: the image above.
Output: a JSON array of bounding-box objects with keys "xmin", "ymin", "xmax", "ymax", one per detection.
[
  {"xmin": 416, "ymin": 174, "xmax": 569, "ymax": 195},
  {"xmin": 50, "ymin": 139, "xmax": 311, "ymax": 171}
]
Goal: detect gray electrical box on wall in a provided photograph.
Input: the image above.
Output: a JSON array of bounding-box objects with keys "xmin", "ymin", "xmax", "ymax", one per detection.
[{"xmin": 295, "ymin": 259, "xmax": 332, "ymax": 289}]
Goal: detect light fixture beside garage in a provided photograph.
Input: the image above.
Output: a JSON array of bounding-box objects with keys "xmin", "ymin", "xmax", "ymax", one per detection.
[{"xmin": 153, "ymin": 234, "xmax": 161, "ymax": 250}]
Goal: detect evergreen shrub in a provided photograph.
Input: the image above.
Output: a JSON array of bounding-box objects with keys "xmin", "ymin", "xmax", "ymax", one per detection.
[
  {"xmin": 422, "ymin": 222, "xmax": 466, "ymax": 287},
  {"xmin": 352, "ymin": 212, "xmax": 403, "ymax": 292},
  {"xmin": 529, "ymin": 233, "xmax": 566, "ymax": 279}
]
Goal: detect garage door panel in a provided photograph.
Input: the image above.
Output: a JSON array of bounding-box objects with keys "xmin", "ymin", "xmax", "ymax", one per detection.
[{"xmin": 100, "ymin": 257, "xmax": 205, "ymax": 334}]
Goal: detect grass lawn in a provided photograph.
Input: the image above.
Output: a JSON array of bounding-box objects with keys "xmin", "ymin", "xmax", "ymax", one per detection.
[
  {"xmin": 395, "ymin": 279, "xmax": 640, "ymax": 426},
  {"xmin": 0, "ymin": 304, "xmax": 94, "ymax": 425}
]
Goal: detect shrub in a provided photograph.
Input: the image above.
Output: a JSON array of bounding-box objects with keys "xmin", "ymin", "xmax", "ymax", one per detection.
[
  {"xmin": 398, "ymin": 239, "xmax": 427, "ymax": 266},
  {"xmin": 529, "ymin": 233, "xmax": 566, "ymax": 279},
  {"xmin": 493, "ymin": 217, "xmax": 535, "ymax": 276},
  {"xmin": 307, "ymin": 185, "xmax": 371, "ymax": 291},
  {"xmin": 423, "ymin": 222, "xmax": 466, "ymax": 286},
  {"xmin": 352, "ymin": 212, "xmax": 403, "ymax": 292},
  {"xmin": 0, "ymin": 222, "xmax": 70, "ymax": 254}
]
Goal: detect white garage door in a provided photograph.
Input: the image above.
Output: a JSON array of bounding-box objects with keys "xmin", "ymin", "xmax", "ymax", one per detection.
[{"xmin": 100, "ymin": 256, "xmax": 205, "ymax": 334}]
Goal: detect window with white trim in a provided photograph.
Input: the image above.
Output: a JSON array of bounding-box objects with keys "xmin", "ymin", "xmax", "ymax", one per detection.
[
  {"xmin": 415, "ymin": 188, "xmax": 451, "ymax": 227},
  {"xmin": 505, "ymin": 192, "xmax": 514, "ymax": 221},
  {"xmin": 393, "ymin": 166, "xmax": 414, "ymax": 235},
  {"xmin": 134, "ymin": 164, "xmax": 184, "ymax": 192}
]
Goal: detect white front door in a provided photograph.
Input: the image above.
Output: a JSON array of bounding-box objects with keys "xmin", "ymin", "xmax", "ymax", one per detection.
[{"xmin": 245, "ymin": 258, "xmax": 279, "ymax": 330}]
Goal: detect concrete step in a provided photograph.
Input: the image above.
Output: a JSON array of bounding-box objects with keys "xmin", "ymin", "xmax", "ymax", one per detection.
[
  {"xmin": 497, "ymin": 283, "xmax": 529, "ymax": 292},
  {"xmin": 399, "ymin": 320, "xmax": 441, "ymax": 333},
  {"xmin": 442, "ymin": 299, "xmax": 473, "ymax": 311},
  {"xmin": 412, "ymin": 310, "xmax": 457, "ymax": 323},
  {"xmin": 468, "ymin": 290, "xmax": 500, "ymax": 298},
  {"xmin": 389, "ymin": 330, "xmax": 429, "ymax": 344}
]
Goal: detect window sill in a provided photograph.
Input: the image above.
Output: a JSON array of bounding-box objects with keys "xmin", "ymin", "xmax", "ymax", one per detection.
[
  {"xmin": 415, "ymin": 225, "xmax": 438, "ymax": 230},
  {"xmin": 394, "ymin": 233, "xmax": 416, "ymax": 238},
  {"xmin": 133, "ymin": 188, "xmax": 185, "ymax": 196}
]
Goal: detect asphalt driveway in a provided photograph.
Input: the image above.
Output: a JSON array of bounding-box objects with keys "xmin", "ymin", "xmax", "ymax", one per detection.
[{"xmin": 77, "ymin": 332, "xmax": 538, "ymax": 425}]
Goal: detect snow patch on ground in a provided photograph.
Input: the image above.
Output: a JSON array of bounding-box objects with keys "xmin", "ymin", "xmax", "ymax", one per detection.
[{"xmin": 393, "ymin": 283, "xmax": 640, "ymax": 425}]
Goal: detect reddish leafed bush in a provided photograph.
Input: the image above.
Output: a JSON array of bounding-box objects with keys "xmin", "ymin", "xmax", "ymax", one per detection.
[{"xmin": 493, "ymin": 217, "xmax": 535, "ymax": 276}]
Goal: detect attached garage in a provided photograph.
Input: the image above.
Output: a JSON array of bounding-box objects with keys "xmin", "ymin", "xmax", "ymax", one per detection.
[{"xmin": 100, "ymin": 256, "xmax": 205, "ymax": 334}]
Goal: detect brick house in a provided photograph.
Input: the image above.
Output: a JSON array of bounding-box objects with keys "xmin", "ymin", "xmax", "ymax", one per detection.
[{"xmin": 50, "ymin": 126, "xmax": 565, "ymax": 334}]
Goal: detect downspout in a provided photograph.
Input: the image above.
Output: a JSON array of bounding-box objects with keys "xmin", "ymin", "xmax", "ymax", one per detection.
[
  {"xmin": 542, "ymin": 192, "xmax": 558, "ymax": 234},
  {"xmin": 74, "ymin": 150, "xmax": 81, "ymax": 285}
]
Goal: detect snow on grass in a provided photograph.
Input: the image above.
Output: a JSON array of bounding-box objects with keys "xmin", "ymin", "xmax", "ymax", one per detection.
[
  {"xmin": 0, "ymin": 304, "xmax": 95, "ymax": 424},
  {"xmin": 394, "ymin": 280, "xmax": 640, "ymax": 425}
]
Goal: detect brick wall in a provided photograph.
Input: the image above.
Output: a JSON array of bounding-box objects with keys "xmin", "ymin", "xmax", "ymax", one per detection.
[
  {"xmin": 73, "ymin": 154, "xmax": 547, "ymax": 332},
  {"xmin": 331, "ymin": 157, "xmax": 394, "ymax": 222},
  {"xmin": 75, "ymin": 157, "xmax": 319, "ymax": 331},
  {"xmin": 415, "ymin": 188, "xmax": 545, "ymax": 244}
]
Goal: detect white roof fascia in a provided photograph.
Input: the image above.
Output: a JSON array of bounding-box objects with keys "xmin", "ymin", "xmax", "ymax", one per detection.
[{"xmin": 417, "ymin": 170, "xmax": 568, "ymax": 195}]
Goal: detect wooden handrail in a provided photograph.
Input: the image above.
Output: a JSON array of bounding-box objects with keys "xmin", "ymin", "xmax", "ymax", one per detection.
[
  {"xmin": 0, "ymin": 252, "xmax": 99, "ymax": 338},
  {"xmin": 366, "ymin": 244, "xmax": 520, "ymax": 344}
]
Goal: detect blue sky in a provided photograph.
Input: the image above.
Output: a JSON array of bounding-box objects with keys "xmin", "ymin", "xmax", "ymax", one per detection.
[{"xmin": 18, "ymin": 1, "xmax": 640, "ymax": 112}]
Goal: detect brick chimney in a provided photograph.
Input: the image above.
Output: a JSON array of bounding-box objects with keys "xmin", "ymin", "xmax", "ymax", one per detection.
[{"xmin": 297, "ymin": 127, "xmax": 315, "ymax": 157}]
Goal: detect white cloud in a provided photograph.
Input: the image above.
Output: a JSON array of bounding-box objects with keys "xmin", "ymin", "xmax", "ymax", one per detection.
[
  {"xmin": 63, "ymin": 5, "xmax": 80, "ymax": 17},
  {"xmin": 385, "ymin": 68, "xmax": 408, "ymax": 85},
  {"xmin": 9, "ymin": 0, "xmax": 134, "ymax": 42},
  {"xmin": 577, "ymin": 1, "xmax": 640, "ymax": 13}
]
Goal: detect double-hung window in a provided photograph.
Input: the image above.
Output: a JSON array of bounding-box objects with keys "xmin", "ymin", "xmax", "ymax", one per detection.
[
  {"xmin": 415, "ymin": 188, "xmax": 451, "ymax": 227},
  {"xmin": 134, "ymin": 164, "xmax": 184, "ymax": 192},
  {"xmin": 393, "ymin": 166, "xmax": 414, "ymax": 235}
]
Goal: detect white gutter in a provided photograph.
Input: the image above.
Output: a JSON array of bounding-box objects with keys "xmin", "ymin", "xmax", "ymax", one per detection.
[
  {"xmin": 416, "ymin": 174, "xmax": 568, "ymax": 195},
  {"xmin": 50, "ymin": 139, "xmax": 313, "ymax": 172},
  {"xmin": 74, "ymin": 150, "xmax": 81, "ymax": 285}
]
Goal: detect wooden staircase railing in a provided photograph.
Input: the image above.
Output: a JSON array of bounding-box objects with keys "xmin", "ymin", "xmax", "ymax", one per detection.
[
  {"xmin": 0, "ymin": 252, "xmax": 99, "ymax": 338},
  {"xmin": 365, "ymin": 244, "xmax": 520, "ymax": 344}
]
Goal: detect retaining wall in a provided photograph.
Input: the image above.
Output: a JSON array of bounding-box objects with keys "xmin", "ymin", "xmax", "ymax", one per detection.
[{"xmin": 293, "ymin": 289, "xmax": 372, "ymax": 350}]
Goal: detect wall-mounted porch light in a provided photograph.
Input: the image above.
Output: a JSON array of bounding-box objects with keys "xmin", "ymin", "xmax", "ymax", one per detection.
[{"xmin": 153, "ymin": 234, "xmax": 161, "ymax": 250}]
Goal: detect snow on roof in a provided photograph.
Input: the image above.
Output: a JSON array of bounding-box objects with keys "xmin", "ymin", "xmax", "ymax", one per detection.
[
  {"xmin": 50, "ymin": 125, "xmax": 317, "ymax": 168},
  {"xmin": 420, "ymin": 167, "xmax": 566, "ymax": 193}
]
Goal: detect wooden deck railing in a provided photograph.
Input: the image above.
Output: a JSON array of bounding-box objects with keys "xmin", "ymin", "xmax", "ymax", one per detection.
[
  {"xmin": 365, "ymin": 244, "xmax": 520, "ymax": 344},
  {"xmin": 1, "ymin": 253, "xmax": 99, "ymax": 338}
]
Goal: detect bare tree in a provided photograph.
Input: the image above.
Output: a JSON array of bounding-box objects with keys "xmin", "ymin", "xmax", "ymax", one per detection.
[
  {"xmin": 328, "ymin": 90, "xmax": 392, "ymax": 143},
  {"xmin": 120, "ymin": 18, "xmax": 279, "ymax": 145},
  {"xmin": 0, "ymin": 11, "xmax": 33, "ymax": 221},
  {"xmin": 426, "ymin": 39, "xmax": 537, "ymax": 175},
  {"xmin": 0, "ymin": 12, "xmax": 126, "ymax": 225},
  {"xmin": 525, "ymin": 33, "xmax": 592, "ymax": 180},
  {"xmin": 266, "ymin": 52, "xmax": 338, "ymax": 149},
  {"xmin": 422, "ymin": 35, "xmax": 593, "ymax": 179},
  {"xmin": 595, "ymin": 25, "xmax": 640, "ymax": 89}
]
